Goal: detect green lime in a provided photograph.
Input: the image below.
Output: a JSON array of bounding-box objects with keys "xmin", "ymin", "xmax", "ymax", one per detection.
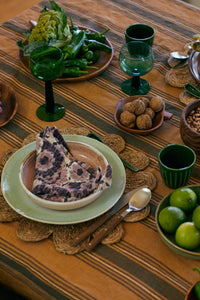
[
  {"xmin": 175, "ymin": 222, "xmax": 200, "ymax": 250},
  {"xmin": 169, "ymin": 187, "xmax": 197, "ymax": 212},
  {"xmin": 158, "ymin": 206, "xmax": 186, "ymax": 234},
  {"xmin": 192, "ymin": 206, "xmax": 200, "ymax": 230}
]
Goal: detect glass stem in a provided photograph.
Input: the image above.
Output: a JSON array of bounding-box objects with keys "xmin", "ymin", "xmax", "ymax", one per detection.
[
  {"xmin": 45, "ymin": 81, "xmax": 55, "ymax": 114},
  {"xmin": 131, "ymin": 76, "xmax": 141, "ymax": 90}
]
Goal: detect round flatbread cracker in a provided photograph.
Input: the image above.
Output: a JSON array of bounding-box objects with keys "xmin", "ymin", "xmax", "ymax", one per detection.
[
  {"xmin": 165, "ymin": 65, "xmax": 196, "ymax": 87},
  {"xmin": 120, "ymin": 149, "xmax": 149, "ymax": 171},
  {"xmin": 124, "ymin": 204, "xmax": 150, "ymax": 222},
  {"xmin": 53, "ymin": 224, "xmax": 89, "ymax": 255},
  {"xmin": 92, "ymin": 216, "xmax": 124, "ymax": 245},
  {"xmin": 21, "ymin": 132, "xmax": 38, "ymax": 147},
  {"xmin": 0, "ymin": 148, "xmax": 18, "ymax": 166},
  {"xmin": 0, "ymin": 189, "xmax": 21, "ymax": 222},
  {"xmin": 59, "ymin": 126, "xmax": 90, "ymax": 136},
  {"xmin": 179, "ymin": 90, "xmax": 198, "ymax": 105},
  {"xmin": 167, "ymin": 56, "xmax": 183, "ymax": 68},
  {"xmin": 101, "ymin": 223, "xmax": 124, "ymax": 245},
  {"xmin": 102, "ymin": 134, "xmax": 125, "ymax": 154},
  {"xmin": 125, "ymin": 170, "xmax": 157, "ymax": 193},
  {"xmin": 17, "ymin": 218, "xmax": 53, "ymax": 242}
]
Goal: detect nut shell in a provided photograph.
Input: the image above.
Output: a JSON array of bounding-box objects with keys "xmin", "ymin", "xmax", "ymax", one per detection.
[
  {"xmin": 149, "ymin": 96, "xmax": 164, "ymax": 112},
  {"xmin": 145, "ymin": 107, "xmax": 155, "ymax": 119},
  {"xmin": 133, "ymin": 100, "xmax": 146, "ymax": 115},
  {"xmin": 136, "ymin": 114, "xmax": 152, "ymax": 130},
  {"xmin": 120, "ymin": 111, "xmax": 136, "ymax": 128},
  {"xmin": 138, "ymin": 97, "xmax": 150, "ymax": 108}
]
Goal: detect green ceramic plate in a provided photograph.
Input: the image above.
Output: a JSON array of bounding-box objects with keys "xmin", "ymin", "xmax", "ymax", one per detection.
[
  {"xmin": 1, "ymin": 135, "xmax": 126, "ymax": 224},
  {"xmin": 155, "ymin": 186, "xmax": 200, "ymax": 260}
]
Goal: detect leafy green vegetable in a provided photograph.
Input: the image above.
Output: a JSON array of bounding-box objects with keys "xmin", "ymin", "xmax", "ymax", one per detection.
[
  {"xmin": 28, "ymin": 0, "xmax": 71, "ymax": 43},
  {"xmin": 17, "ymin": 40, "xmax": 47, "ymax": 56},
  {"xmin": 16, "ymin": 0, "xmax": 111, "ymax": 78}
]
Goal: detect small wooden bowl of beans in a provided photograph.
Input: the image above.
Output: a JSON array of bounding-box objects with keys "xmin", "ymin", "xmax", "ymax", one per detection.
[{"xmin": 180, "ymin": 99, "xmax": 200, "ymax": 154}]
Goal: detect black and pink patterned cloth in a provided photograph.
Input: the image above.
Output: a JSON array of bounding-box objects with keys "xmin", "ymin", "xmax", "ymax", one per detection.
[{"xmin": 32, "ymin": 126, "xmax": 112, "ymax": 202}]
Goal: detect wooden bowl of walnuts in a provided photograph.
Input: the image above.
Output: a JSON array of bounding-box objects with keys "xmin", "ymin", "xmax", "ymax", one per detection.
[
  {"xmin": 114, "ymin": 95, "xmax": 172, "ymax": 135},
  {"xmin": 180, "ymin": 99, "xmax": 200, "ymax": 154}
]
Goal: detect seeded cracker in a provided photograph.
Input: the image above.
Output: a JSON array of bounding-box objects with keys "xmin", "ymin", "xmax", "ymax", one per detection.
[
  {"xmin": 21, "ymin": 132, "xmax": 38, "ymax": 146},
  {"xmin": 101, "ymin": 223, "xmax": 124, "ymax": 245},
  {"xmin": 124, "ymin": 204, "xmax": 150, "ymax": 222},
  {"xmin": 92, "ymin": 215, "xmax": 124, "ymax": 245},
  {"xmin": 179, "ymin": 90, "xmax": 197, "ymax": 105},
  {"xmin": 0, "ymin": 148, "xmax": 18, "ymax": 166},
  {"xmin": 53, "ymin": 224, "xmax": 90, "ymax": 254},
  {"xmin": 102, "ymin": 134, "xmax": 125, "ymax": 154},
  {"xmin": 59, "ymin": 126, "xmax": 90, "ymax": 136},
  {"xmin": 124, "ymin": 170, "xmax": 157, "ymax": 193},
  {"xmin": 0, "ymin": 188, "xmax": 21, "ymax": 222},
  {"xmin": 165, "ymin": 65, "xmax": 196, "ymax": 88},
  {"xmin": 120, "ymin": 149, "xmax": 149, "ymax": 170},
  {"xmin": 17, "ymin": 218, "xmax": 53, "ymax": 242}
]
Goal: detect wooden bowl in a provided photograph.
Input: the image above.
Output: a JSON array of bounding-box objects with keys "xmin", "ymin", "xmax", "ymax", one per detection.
[
  {"xmin": 0, "ymin": 81, "xmax": 18, "ymax": 127},
  {"xmin": 185, "ymin": 282, "xmax": 198, "ymax": 300},
  {"xmin": 114, "ymin": 96, "xmax": 172, "ymax": 135},
  {"xmin": 180, "ymin": 99, "xmax": 200, "ymax": 154},
  {"xmin": 19, "ymin": 141, "xmax": 108, "ymax": 210}
]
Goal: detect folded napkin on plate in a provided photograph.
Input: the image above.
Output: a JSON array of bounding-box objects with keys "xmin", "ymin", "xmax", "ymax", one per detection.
[{"xmin": 32, "ymin": 126, "xmax": 112, "ymax": 202}]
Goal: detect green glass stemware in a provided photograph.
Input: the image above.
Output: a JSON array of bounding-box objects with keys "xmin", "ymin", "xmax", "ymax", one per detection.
[
  {"xmin": 119, "ymin": 41, "xmax": 154, "ymax": 95},
  {"xmin": 30, "ymin": 46, "xmax": 65, "ymax": 121}
]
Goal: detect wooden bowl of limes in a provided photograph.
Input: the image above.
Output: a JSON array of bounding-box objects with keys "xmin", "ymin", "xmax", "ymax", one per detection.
[{"xmin": 155, "ymin": 186, "xmax": 200, "ymax": 259}]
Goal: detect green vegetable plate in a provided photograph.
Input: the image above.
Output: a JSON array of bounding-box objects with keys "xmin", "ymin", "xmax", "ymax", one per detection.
[
  {"xmin": 155, "ymin": 185, "xmax": 200, "ymax": 260},
  {"xmin": 19, "ymin": 25, "xmax": 113, "ymax": 82}
]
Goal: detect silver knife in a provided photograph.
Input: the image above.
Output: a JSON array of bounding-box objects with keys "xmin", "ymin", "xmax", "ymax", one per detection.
[{"xmin": 71, "ymin": 186, "xmax": 147, "ymax": 247}]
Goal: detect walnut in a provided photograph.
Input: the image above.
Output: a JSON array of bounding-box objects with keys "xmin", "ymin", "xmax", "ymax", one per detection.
[
  {"xmin": 149, "ymin": 96, "xmax": 164, "ymax": 112},
  {"xmin": 122, "ymin": 101, "xmax": 135, "ymax": 113},
  {"xmin": 144, "ymin": 107, "xmax": 155, "ymax": 119},
  {"xmin": 122, "ymin": 102, "xmax": 134, "ymax": 111},
  {"xmin": 120, "ymin": 111, "xmax": 136, "ymax": 128},
  {"xmin": 137, "ymin": 97, "xmax": 150, "ymax": 108},
  {"xmin": 131, "ymin": 100, "xmax": 146, "ymax": 115},
  {"xmin": 136, "ymin": 114, "xmax": 152, "ymax": 130}
]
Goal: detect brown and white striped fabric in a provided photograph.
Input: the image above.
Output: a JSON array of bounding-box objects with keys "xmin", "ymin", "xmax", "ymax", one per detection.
[{"xmin": 0, "ymin": 0, "xmax": 200, "ymax": 299}]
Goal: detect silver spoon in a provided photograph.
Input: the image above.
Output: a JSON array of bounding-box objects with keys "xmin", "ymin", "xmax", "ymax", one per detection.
[
  {"xmin": 85, "ymin": 187, "xmax": 151, "ymax": 251},
  {"xmin": 170, "ymin": 51, "xmax": 189, "ymax": 60}
]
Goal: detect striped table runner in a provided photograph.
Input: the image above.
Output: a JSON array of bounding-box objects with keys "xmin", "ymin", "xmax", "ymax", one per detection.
[{"xmin": 0, "ymin": 0, "xmax": 200, "ymax": 299}]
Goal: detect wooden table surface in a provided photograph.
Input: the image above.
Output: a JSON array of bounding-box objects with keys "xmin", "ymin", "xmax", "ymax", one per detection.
[
  {"xmin": 0, "ymin": 0, "xmax": 39, "ymax": 24},
  {"xmin": 0, "ymin": 0, "xmax": 200, "ymax": 24},
  {"xmin": 0, "ymin": 1, "xmax": 200, "ymax": 300}
]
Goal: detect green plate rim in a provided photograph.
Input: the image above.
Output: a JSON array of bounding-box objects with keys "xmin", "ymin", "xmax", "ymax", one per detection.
[{"xmin": 1, "ymin": 135, "xmax": 126, "ymax": 224}]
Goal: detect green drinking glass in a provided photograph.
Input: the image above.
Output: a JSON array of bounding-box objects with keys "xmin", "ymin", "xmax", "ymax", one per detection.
[
  {"xmin": 125, "ymin": 24, "xmax": 155, "ymax": 46},
  {"xmin": 119, "ymin": 41, "xmax": 154, "ymax": 95},
  {"xmin": 30, "ymin": 46, "xmax": 65, "ymax": 122}
]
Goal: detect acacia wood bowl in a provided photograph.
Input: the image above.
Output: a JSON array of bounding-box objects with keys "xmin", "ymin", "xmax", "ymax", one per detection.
[
  {"xmin": 114, "ymin": 96, "xmax": 172, "ymax": 135},
  {"xmin": 0, "ymin": 80, "xmax": 18, "ymax": 127},
  {"xmin": 180, "ymin": 99, "xmax": 200, "ymax": 154}
]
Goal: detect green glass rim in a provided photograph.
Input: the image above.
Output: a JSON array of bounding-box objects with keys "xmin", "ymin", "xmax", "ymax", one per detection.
[{"xmin": 158, "ymin": 144, "xmax": 196, "ymax": 171}]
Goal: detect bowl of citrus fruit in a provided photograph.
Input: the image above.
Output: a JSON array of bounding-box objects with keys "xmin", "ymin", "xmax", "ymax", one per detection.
[{"xmin": 155, "ymin": 186, "xmax": 200, "ymax": 259}]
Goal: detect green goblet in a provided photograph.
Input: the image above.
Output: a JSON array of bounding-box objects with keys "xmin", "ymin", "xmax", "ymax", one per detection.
[
  {"xmin": 119, "ymin": 41, "xmax": 154, "ymax": 95},
  {"xmin": 30, "ymin": 46, "xmax": 65, "ymax": 122}
]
